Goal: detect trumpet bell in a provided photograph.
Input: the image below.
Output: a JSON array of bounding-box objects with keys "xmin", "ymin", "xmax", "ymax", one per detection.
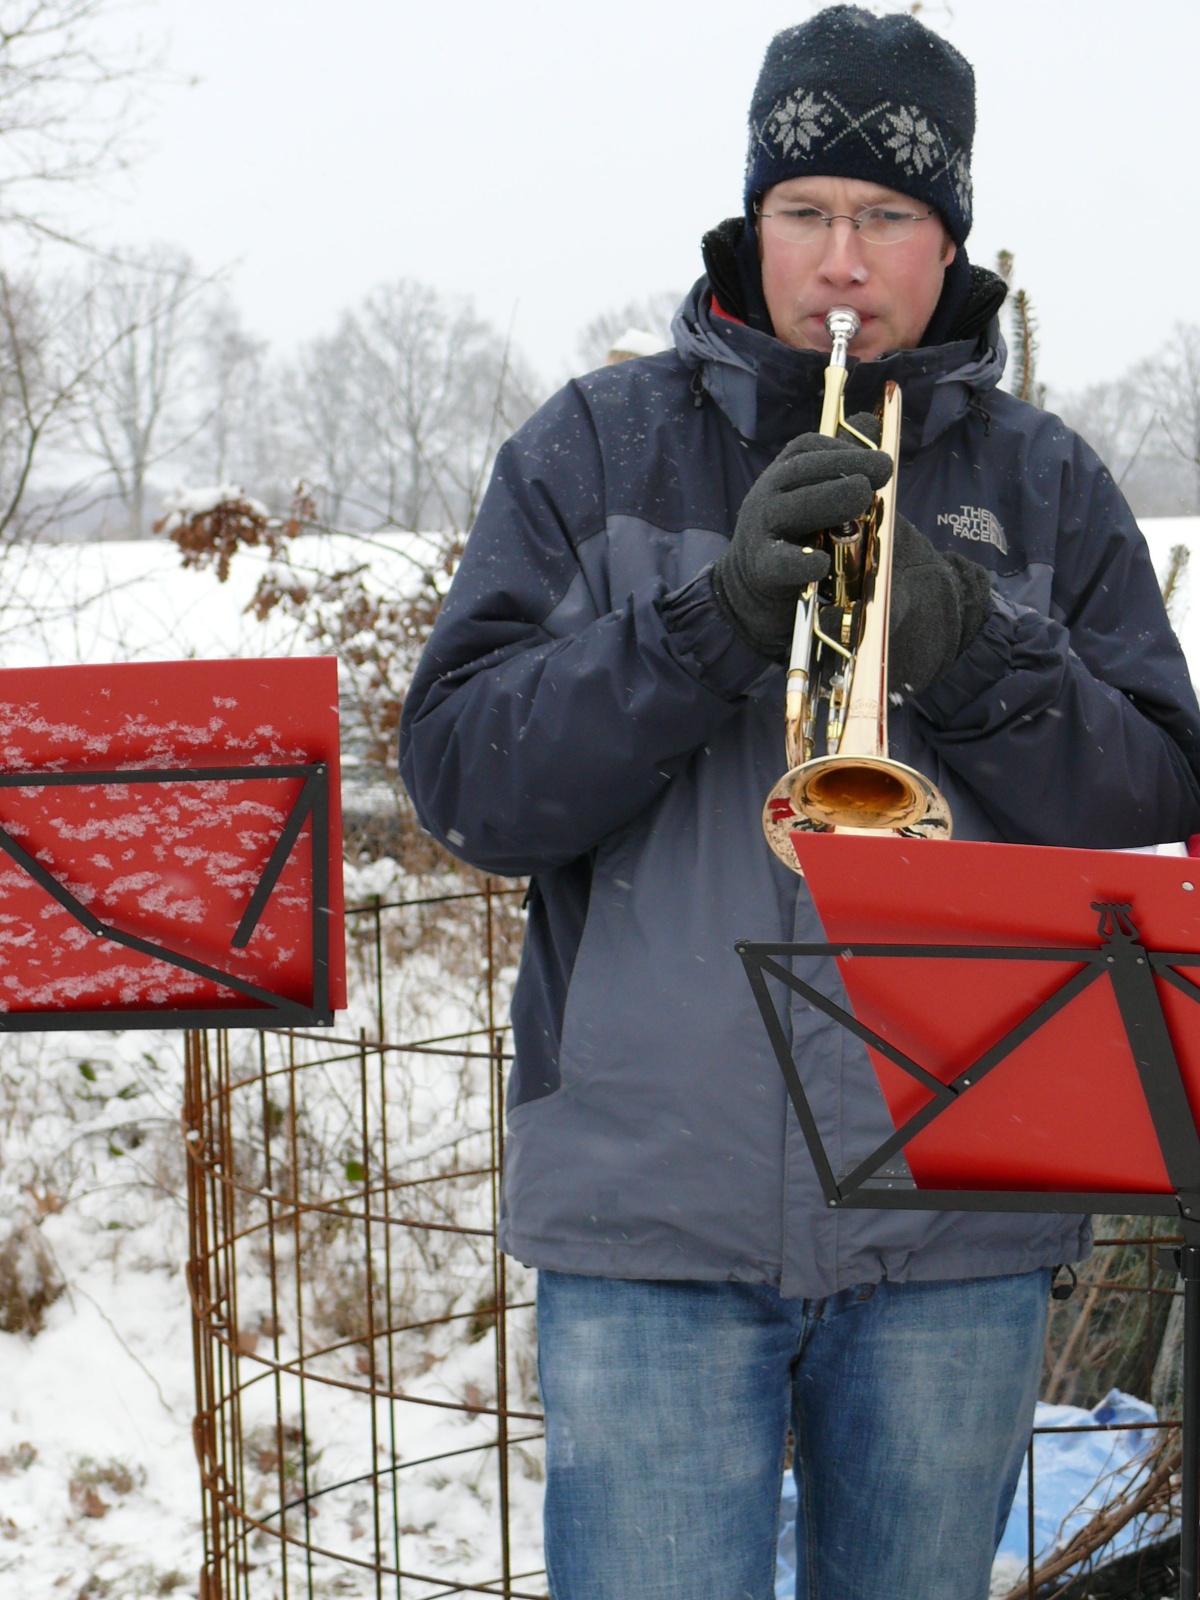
[{"xmin": 763, "ymin": 754, "xmax": 952, "ymax": 872}]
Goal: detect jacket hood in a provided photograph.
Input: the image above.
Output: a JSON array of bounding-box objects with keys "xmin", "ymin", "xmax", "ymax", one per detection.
[{"xmin": 671, "ymin": 272, "xmax": 1007, "ymax": 457}]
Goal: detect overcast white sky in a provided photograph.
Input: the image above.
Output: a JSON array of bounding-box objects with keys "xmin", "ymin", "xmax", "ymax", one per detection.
[{"xmin": 74, "ymin": 0, "xmax": 1200, "ymax": 394}]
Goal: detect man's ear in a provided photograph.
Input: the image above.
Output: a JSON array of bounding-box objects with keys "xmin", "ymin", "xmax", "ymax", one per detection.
[{"xmin": 940, "ymin": 235, "xmax": 957, "ymax": 265}]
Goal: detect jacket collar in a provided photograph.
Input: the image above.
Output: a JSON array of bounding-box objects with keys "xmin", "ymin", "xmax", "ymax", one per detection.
[{"xmin": 671, "ymin": 277, "xmax": 1006, "ymax": 456}]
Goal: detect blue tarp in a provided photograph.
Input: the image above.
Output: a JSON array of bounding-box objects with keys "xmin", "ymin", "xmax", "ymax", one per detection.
[
  {"xmin": 995, "ymin": 1389, "xmax": 1172, "ymax": 1578},
  {"xmin": 776, "ymin": 1475, "xmax": 799, "ymax": 1600},
  {"xmin": 773, "ymin": 1389, "xmax": 1172, "ymax": 1598}
]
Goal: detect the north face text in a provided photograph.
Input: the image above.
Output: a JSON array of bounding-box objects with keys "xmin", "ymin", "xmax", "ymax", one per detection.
[{"xmin": 937, "ymin": 504, "xmax": 1009, "ymax": 555}]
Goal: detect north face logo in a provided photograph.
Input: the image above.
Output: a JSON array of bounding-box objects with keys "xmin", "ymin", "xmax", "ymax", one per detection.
[{"xmin": 936, "ymin": 505, "xmax": 1008, "ymax": 555}]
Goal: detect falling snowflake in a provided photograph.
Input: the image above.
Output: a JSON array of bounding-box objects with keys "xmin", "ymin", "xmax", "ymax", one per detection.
[
  {"xmin": 764, "ymin": 91, "xmax": 830, "ymax": 158},
  {"xmin": 880, "ymin": 105, "xmax": 941, "ymax": 176}
]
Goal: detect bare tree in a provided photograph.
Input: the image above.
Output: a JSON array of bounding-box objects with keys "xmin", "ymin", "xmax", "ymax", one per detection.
[
  {"xmin": 351, "ymin": 279, "xmax": 538, "ymax": 531},
  {"xmin": 0, "ymin": 1, "xmax": 151, "ymax": 241},
  {"xmin": 0, "ymin": 3, "xmax": 162, "ymax": 543},
  {"xmin": 0, "ymin": 267, "xmax": 133, "ymax": 543},
  {"xmin": 1058, "ymin": 325, "xmax": 1200, "ymax": 519},
  {"xmin": 577, "ymin": 290, "xmax": 682, "ymax": 373},
  {"xmin": 65, "ymin": 246, "xmax": 218, "ymax": 535},
  {"xmin": 279, "ymin": 314, "xmax": 371, "ymax": 526},
  {"xmin": 185, "ymin": 292, "xmax": 279, "ymax": 495},
  {"xmin": 1057, "ymin": 376, "xmax": 1147, "ymax": 481},
  {"xmin": 1133, "ymin": 324, "xmax": 1200, "ymax": 513},
  {"xmin": 279, "ymin": 278, "xmax": 540, "ymax": 534},
  {"xmin": 0, "ymin": 271, "xmax": 60, "ymax": 534}
]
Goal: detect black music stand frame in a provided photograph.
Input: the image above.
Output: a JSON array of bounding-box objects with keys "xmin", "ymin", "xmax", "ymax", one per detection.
[
  {"xmin": 0, "ymin": 761, "xmax": 333, "ymax": 1030},
  {"xmin": 738, "ymin": 901, "xmax": 1200, "ymax": 1599}
]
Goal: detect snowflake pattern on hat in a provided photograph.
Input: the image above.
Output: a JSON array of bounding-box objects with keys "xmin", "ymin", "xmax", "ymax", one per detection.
[
  {"xmin": 880, "ymin": 105, "xmax": 940, "ymax": 176},
  {"xmin": 948, "ymin": 151, "xmax": 973, "ymax": 215},
  {"xmin": 763, "ymin": 90, "xmax": 832, "ymax": 157},
  {"xmin": 750, "ymin": 92, "xmax": 972, "ymax": 216}
]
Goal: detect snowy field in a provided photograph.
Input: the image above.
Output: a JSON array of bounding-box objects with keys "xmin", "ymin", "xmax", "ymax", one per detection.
[
  {"xmin": 0, "ymin": 528, "xmax": 428, "ymax": 670},
  {"xmin": 0, "ymin": 516, "xmax": 1191, "ymax": 672},
  {"xmin": 0, "ymin": 518, "xmax": 1196, "ymax": 1598}
]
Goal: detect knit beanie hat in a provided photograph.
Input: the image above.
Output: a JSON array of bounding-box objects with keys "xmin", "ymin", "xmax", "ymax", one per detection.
[{"xmin": 744, "ymin": 6, "xmax": 976, "ymax": 245}]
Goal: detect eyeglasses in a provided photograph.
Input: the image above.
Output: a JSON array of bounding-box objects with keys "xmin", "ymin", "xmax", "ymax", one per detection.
[{"xmin": 756, "ymin": 201, "xmax": 936, "ymax": 247}]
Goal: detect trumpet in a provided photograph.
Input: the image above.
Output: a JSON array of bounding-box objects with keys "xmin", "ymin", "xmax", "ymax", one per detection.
[{"xmin": 762, "ymin": 306, "xmax": 952, "ymax": 874}]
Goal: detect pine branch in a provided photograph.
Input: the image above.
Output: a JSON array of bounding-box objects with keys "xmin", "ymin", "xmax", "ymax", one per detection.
[
  {"xmin": 995, "ymin": 251, "xmax": 1046, "ymax": 408},
  {"xmin": 1161, "ymin": 542, "xmax": 1190, "ymax": 627},
  {"xmin": 1012, "ymin": 288, "xmax": 1042, "ymax": 406}
]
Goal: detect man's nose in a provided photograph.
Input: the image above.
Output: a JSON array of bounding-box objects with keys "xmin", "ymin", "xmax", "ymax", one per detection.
[{"xmin": 817, "ymin": 218, "xmax": 869, "ymax": 283}]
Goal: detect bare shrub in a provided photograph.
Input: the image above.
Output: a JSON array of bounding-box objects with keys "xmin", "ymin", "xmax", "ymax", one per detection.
[
  {"xmin": 998, "ymin": 1428, "xmax": 1178, "ymax": 1600},
  {"xmin": 156, "ymin": 481, "xmax": 303, "ymax": 582},
  {"xmin": 0, "ymin": 1216, "xmax": 65, "ymax": 1332}
]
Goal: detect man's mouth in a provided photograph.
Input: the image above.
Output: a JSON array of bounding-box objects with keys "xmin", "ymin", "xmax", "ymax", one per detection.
[{"xmin": 805, "ymin": 310, "xmax": 878, "ymax": 342}]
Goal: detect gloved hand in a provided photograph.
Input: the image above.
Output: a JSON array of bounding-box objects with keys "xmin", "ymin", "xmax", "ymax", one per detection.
[
  {"xmin": 889, "ymin": 514, "xmax": 993, "ymax": 695},
  {"xmin": 829, "ymin": 413, "xmax": 994, "ymax": 696},
  {"xmin": 711, "ymin": 433, "xmax": 894, "ymax": 661}
]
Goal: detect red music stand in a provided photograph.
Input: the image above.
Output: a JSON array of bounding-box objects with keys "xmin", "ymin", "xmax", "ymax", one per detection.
[
  {"xmin": 738, "ymin": 834, "xmax": 1200, "ymax": 1598},
  {"xmin": 0, "ymin": 656, "xmax": 346, "ymax": 1028}
]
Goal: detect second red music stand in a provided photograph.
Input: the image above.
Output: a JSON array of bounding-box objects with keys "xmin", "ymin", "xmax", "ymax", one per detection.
[
  {"xmin": 738, "ymin": 834, "xmax": 1200, "ymax": 1598},
  {"xmin": 0, "ymin": 656, "xmax": 346, "ymax": 1027}
]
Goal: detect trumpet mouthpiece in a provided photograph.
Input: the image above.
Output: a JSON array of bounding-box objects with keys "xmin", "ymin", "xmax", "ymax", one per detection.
[{"xmin": 825, "ymin": 306, "xmax": 861, "ymax": 347}]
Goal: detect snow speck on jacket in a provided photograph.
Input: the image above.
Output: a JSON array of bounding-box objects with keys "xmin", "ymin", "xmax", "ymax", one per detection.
[{"xmin": 400, "ymin": 280, "xmax": 1200, "ymax": 1297}]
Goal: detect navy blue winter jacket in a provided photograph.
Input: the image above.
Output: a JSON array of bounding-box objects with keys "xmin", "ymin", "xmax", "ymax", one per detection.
[{"xmin": 400, "ymin": 280, "xmax": 1200, "ymax": 1296}]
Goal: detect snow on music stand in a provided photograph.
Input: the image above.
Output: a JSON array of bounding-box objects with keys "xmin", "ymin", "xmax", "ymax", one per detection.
[
  {"xmin": 737, "ymin": 834, "xmax": 1200, "ymax": 1598},
  {"xmin": 0, "ymin": 656, "xmax": 345, "ymax": 1029}
]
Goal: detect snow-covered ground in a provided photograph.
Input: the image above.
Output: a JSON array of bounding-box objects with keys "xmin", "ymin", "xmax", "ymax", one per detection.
[
  {"xmin": 0, "ymin": 519, "xmax": 1196, "ymax": 1598},
  {"xmin": 0, "ymin": 518, "xmax": 1191, "ymax": 673},
  {"xmin": 0, "ymin": 528, "xmax": 429, "ymax": 669},
  {"xmin": 0, "ymin": 517, "xmax": 1189, "ymax": 669},
  {"xmin": 0, "ymin": 1026, "xmax": 205, "ymax": 1595}
]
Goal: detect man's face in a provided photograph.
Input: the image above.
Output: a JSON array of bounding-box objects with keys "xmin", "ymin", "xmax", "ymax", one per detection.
[{"xmin": 757, "ymin": 175, "xmax": 955, "ymax": 361}]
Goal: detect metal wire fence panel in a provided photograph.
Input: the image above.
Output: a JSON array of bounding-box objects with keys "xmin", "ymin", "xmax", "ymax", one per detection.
[
  {"xmin": 185, "ymin": 882, "xmax": 546, "ymax": 1600},
  {"xmin": 183, "ymin": 883, "xmax": 1187, "ymax": 1600}
]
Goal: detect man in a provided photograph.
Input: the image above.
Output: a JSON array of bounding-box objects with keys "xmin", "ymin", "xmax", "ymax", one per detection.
[{"xmin": 400, "ymin": 9, "xmax": 1200, "ymax": 1598}]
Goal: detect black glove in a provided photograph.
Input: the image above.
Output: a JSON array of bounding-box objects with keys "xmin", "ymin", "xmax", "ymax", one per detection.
[
  {"xmin": 889, "ymin": 516, "xmax": 993, "ymax": 695},
  {"xmin": 828, "ymin": 413, "xmax": 993, "ymax": 696},
  {"xmin": 712, "ymin": 433, "xmax": 894, "ymax": 661}
]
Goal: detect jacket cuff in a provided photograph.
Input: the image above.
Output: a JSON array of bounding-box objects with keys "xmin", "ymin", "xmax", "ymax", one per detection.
[
  {"xmin": 914, "ymin": 591, "xmax": 1057, "ymax": 729},
  {"xmin": 658, "ymin": 565, "xmax": 774, "ymax": 700}
]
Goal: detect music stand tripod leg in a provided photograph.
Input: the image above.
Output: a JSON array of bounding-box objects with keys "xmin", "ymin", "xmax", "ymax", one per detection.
[{"xmin": 1181, "ymin": 1236, "xmax": 1200, "ymax": 1600}]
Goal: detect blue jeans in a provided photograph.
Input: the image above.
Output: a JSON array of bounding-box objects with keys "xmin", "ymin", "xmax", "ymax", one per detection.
[{"xmin": 537, "ymin": 1268, "xmax": 1049, "ymax": 1600}]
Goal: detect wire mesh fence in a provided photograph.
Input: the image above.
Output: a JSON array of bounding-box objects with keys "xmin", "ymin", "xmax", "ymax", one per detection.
[
  {"xmin": 181, "ymin": 881, "xmax": 1190, "ymax": 1600},
  {"xmin": 185, "ymin": 880, "xmax": 545, "ymax": 1599}
]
